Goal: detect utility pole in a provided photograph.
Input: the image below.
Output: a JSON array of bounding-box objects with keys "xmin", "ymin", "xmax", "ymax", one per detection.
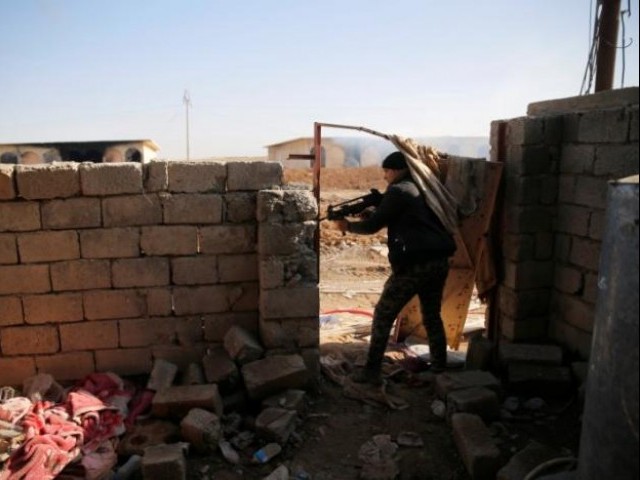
[
  {"xmin": 183, "ymin": 89, "xmax": 192, "ymax": 160},
  {"xmin": 595, "ymin": 0, "xmax": 621, "ymax": 92}
]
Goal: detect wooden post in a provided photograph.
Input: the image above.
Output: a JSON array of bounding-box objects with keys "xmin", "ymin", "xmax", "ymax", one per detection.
[{"xmin": 595, "ymin": 0, "xmax": 621, "ymax": 92}]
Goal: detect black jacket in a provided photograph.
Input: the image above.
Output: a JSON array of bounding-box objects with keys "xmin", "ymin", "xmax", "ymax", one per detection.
[{"xmin": 347, "ymin": 176, "xmax": 456, "ymax": 270}]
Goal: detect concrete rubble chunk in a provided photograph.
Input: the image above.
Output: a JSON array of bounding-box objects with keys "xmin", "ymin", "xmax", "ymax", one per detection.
[
  {"xmin": 262, "ymin": 389, "xmax": 306, "ymax": 413},
  {"xmin": 118, "ymin": 419, "xmax": 181, "ymax": 456},
  {"xmin": 180, "ymin": 407, "xmax": 221, "ymax": 452},
  {"xmin": 142, "ymin": 443, "xmax": 188, "ymax": 480},
  {"xmin": 223, "ymin": 325, "xmax": 265, "ymax": 365},
  {"xmin": 499, "ymin": 343, "xmax": 563, "ymax": 366},
  {"xmin": 507, "ymin": 364, "xmax": 572, "ymax": 396},
  {"xmin": 435, "ymin": 370, "xmax": 502, "ymax": 400},
  {"xmin": 180, "ymin": 362, "xmax": 205, "ymax": 385},
  {"xmin": 497, "ymin": 441, "xmax": 566, "ymax": 480},
  {"xmin": 147, "ymin": 358, "xmax": 178, "ymax": 392},
  {"xmin": 446, "ymin": 387, "xmax": 501, "ymax": 423},
  {"xmin": 152, "ymin": 384, "xmax": 224, "ymax": 418},
  {"xmin": 202, "ymin": 348, "xmax": 240, "ymax": 386},
  {"xmin": 241, "ymin": 354, "xmax": 309, "ymax": 400},
  {"xmin": 451, "ymin": 413, "xmax": 503, "ymax": 480},
  {"xmin": 255, "ymin": 407, "xmax": 298, "ymax": 444}
]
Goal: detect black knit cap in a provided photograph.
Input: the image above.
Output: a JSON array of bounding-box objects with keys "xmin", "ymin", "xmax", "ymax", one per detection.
[{"xmin": 382, "ymin": 151, "xmax": 408, "ymax": 170}]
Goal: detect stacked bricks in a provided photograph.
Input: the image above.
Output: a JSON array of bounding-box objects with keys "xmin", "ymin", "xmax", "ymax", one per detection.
[
  {"xmin": 0, "ymin": 160, "xmax": 318, "ymax": 387},
  {"xmin": 490, "ymin": 87, "xmax": 639, "ymax": 358},
  {"xmin": 256, "ymin": 187, "xmax": 320, "ymax": 376}
]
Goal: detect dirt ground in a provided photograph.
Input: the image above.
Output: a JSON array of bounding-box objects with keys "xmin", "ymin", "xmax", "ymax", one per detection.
[{"xmin": 184, "ymin": 167, "xmax": 579, "ymax": 480}]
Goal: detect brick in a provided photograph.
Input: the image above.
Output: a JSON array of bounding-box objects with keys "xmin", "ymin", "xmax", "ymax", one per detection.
[
  {"xmin": 0, "ymin": 356, "xmax": 36, "ymax": 387},
  {"xmin": 594, "ymin": 144, "xmax": 639, "ymax": 178},
  {"xmin": 260, "ymin": 285, "xmax": 319, "ymax": 319},
  {"xmin": 80, "ymin": 228, "xmax": 139, "ymax": 258},
  {"xmin": 112, "ymin": 257, "xmax": 169, "ymax": 287},
  {"xmin": 0, "ymin": 296, "xmax": 22, "ymax": 326},
  {"xmin": 507, "ymin": 363, "xmax": 572, "ymax": 396},
  {"xmin": 503, "ymin": 176, "xmax": 540, "ymax": 205},
  {"xmin": 202, "ymin": 312, "xmax": 258, "ymax": 342},
  {"xmin": 574, "ymin": 176, "xmax": 609, "ymax": 209},
  {"xmin": 543, "ymin": 115, "xmax": 564, "ymax": 144},
  {"xmin": 555, "ymin": 205, "xmax": 591, "ymax": 236},
  {"xmin": 228, "ymin": 282, "xmax": 258, "ymax": 312},
  {"xmin": 504, "ymin": 206, "xmax": 553, "ymax": 234},
  {"xmin": 551, "ymin": 293, "xmax": 594, "ymax": 332},
  {"xmin": 0, "ymin": 165, "xmax": 15, "ymax": 200},
  {"xmin": 588, "ymin": 209, "xmax": 606, "ymax": 241},
  {"xmin": 259, "ymin": 258, "xmax": 285, "ymax": 289},
  {"xmin": 175, "ymin": 316, "xmax": 204, "ymax": 345},
  {"xmin": 144, "ymin": 160, "xmax": 169, "ymax": 192},
  {"xmin": 498, "ymin": 286, "xmax": 550, "ymax": 318},
  {"xmin": 554, "ymin": 234, "xmax": 572, "ymax": 262},
  {"xmin": 199, "ymin": 225, "xmax": 256, "ymax": 254},
  {"xmin": 451, "ymin": 413, "xmax": 502, "ymax": 480},
  {"xmin": 0, "ymin": 265, "xmax": 50, "ymax": 295},
  {"xmin": 140, "ymin": 225, "xmax": 197, "ymax": 255},
  {"xmin": 141, "ymin": 443, "xmax": 187, "ymax": 480},
  {"xmin": 255, "ymin": 407, "xmax": 297, "ymax": 444},
  {"xmin": 435, "ymin": 371, "xmax": 501, "ymax": 400},
  {"xmin": 180, "ymin": 363, "xmax": 205, "ymax": 385},
  {"xmin": 503, "ymin": 260, "xmax": 554, "ymax": 290},
  {"xmin": 578, "ymin": 108, "xmax": 629, "ymax": 143},
  {"xmin": 583, "ymin": 272, "xmax": 599, "ymax": 304},
  {"xmin": 218, "ymin": 254, "xmax": 258, "ymax": 282},
  {"xmin": 119, "ymin": 317, "xmax": 176, "ymax": 347},
  {"xmin": 59, "ymin": 320, "xmax": 118, "ymax": 351},
  {"xmin": 152, "ymin": 384, "xmax": 224, "ymax": 418},
  {"xmin": 241, "ymin": 354, "xmax": 309, "ymax": 400},
  {"xmin": 16, "ymin": 163, "xmax": 80, "ymax": 199},
  {"xmin": 171, "ymin": 256, "xmax": 217, "ymax": 285},
  {"xmin": 145, "ymin": 288, "xmax": 173, "ymax": 316},
  {"xmin": 102, "ymin": 194, "xmax": 162, "ymax": 226},
  {"xmin": 84, "ymin": 289, "xmax": 145, "ymax": 320},
  {"xmin": 521, "ymin": 145, "xmax": 554, "ymax": 175},
  {"xmin": 202, "ymin": 348, "xmax": 239, "ymax": 385},
  {"xmin": 497, "ymin": 441, "xmax": 561, "ymax": 480},
  {"xmin": 147, "ymin": 358, "xmax": 179, "ymax": 391},
  {"xmin": 569, "ymin": 237, "xmax": 601, "ymax": 271},
  {"xmin": 80, "ymin": 162, "xmax": 142, "ymax": 195},
  {"xmin": 0, "ymin": 202, "xmax": 40, "ymax": 232},
  {"xmin": 95, "ymin": 347, "xmax": 152, "ymax": 376},
  {"xmin": 225, "ymin": 192, "xmax": 256, "ymax": 223},
  {"xmin": 227, "ymin": 161, "xmax": 282, "ymax": 191},
  {"xmin": 1, "ymin": 325, "xmax": 59, "ymax": 355},
  {"xmin": 502, "ymin": 234, "xmax": 535, "ymax": 261},
  {"xmin": 223, "ymin": 325, "xmax": 264, "ymax": 365},
  {"xmin": 557, "ymin": 174, "xmax": 577, "ymax": 203},
  {"xmin": 173, "ymin": 285, "xmax": 229, "ymax": 314},
  {"xmin": 507, "ymin": 117, "xmax": 544, "ymax": 146},
  {"xmin": 152, "ymin": 344, "xmax": 207, "ymax": 371},
  {"xmin": 446, "ymin": 387, "xmax": 500, "ymax": 423},
  {"xmin": 167, "ymin": 161, "xmax": 226, "ymax": 193},
  {"xmin": 0, "ymin": 233, "xmax": 17, "ymax": 264},
  {"xmin": 499, "ymin": 314, "xmax": 548, "ymax": 341},
  {"xmin": 534, "ymin": 232, "xmax": 554, "ymax": 260},
  {"xmin": 553, "ymin": 265, "xmax": 583, "ymax": 294},
  {"xmin": 258, "ymin": 223, "xmax": 315, "ymax": 255},
  {"xmin": 256, "ymin": 189, "xmax": 317, "ymax": 223},
  {"xmin": 162, "ymin": 193, "xmax": 223, "ymax": 224},
  {"xmin": 180, "ymin": 408, "xmax": 221, "ymax": 452},
  {"xmin": 51, "ymin": 259, "xmax": 110, "ymax": 291},
  {"xmin": 23, "ymin": 293, "xmax": 83, "ymax": 324},
  {"xmin": 41, "ymin": 197, "xmax": 101, "ymax": 229},
  {"xmin": 498, "ymin": 343, "xmax": 563, "ymax": 366},
  {"xmin": 259, "ymin": 317, "xmax": 319, "ymax": 349},
  {"xmin": 559, "ymin": 145, "xmax": 595, "ymax": 174},
  {"xmin": 18, "ymin": 230, "xmax": 79, "ymax": 263}
]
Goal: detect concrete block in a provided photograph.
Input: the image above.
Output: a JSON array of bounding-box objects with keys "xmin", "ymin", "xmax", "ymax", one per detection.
[
  {"xmin": 51, "ymin": 259, "xmax": 111, "ymax": 291},
  {"xmin": 256, "ymin": 189, "xmax": 317, "ymax": 223},
  {"xmin": 507, "ymin": 117, "xmax": 544, "ymax": 145},
  {"xmin": 503, "ymin": 260, "xmax": 554, "ymax": 290},
  {"xmin": 559, "ymin": 145, "xmax": 595, "ymax": 174},
  {"xmin": 553, "ymin": 266, "xmax": 584, "ymax": 295},
  {"xmin": 0, "ymin": 234, "xmax": 17, "ymax": 264},
  {"xmin": 152, "ymin": 384, "xmax": 224, "ymax": 418},
  {"xmin": 199, "ymin": 225, "xmax": 256, "ymax": 254},
  {"xmin": 504, "ymin": 206, "xmax": 553, "ymax": 234},
  {"xmin": 167, "ymin": 161, "xmax": 226, "ymax": 193},
  {"xmin": 224, "ymin": 192, "xmax": 257, "ymax": 223},
  {"xmin": 259, "ymin": 257, "xmax": 285, "ymax": 289},
  {"xmin": 162, "ymin": 193, "xmax": 223, "ymax": 224},
  {"xmin": 498, "ymin": 343, "xmax": 563, "ymax": 366},
  {"xmin": 258, "ymin": 222, "xmax": 315, "ymax": 256},
  {"xmin": 172, "ymin": 285, "xmax": 229, "ymax": 315},
  {"xmin": 435, "ymin": 371, "xmax": 501, "ymax": 400},
  {"xmin": 95, "ymin": 348, "xmax": 152, "ymax": 376},
  {"xmin": 447, "ymin": 387, "xmax": 500, "ymax": 423},
  {"xmin": 202, "ymin": 348, "xmax": 239, "ymax": 387},
  {"xmin": 0, "ymin": 357, "xmax": 36, "ymax": 387},
  {"xmin": 152, "ymin": 345, "xmax": 207, "ymax": 372},
  {"xmin": 0, "ymin": 202, "xmax": 41, "ymax": 232},
  {"xmin": 119, "ymin": 317, "xmax": 178, "ymax": 348},
  {"xmin": 223, "ymin": 325, "xmax": 264, "ymax": 365},
  {"xmin": 141, "ymin": 443, "xmax": 187, "ymax": 480},
  {"xmin": 241, "ymin": 354, "xmax": 309, "ymax": 400},
  {"xmin": 465, "ymin": 335, "xmax": 494, "ymax": 371},
  {"xmin": 202, "ymin": 312, "xmax": 258, "ymax": 342},
  {"xmin": 0, "ymin": 296, "xmax": 22, "ymax": 326},
  {"xmin": 502, "ymin": 233, "xmax": 535, "ymax": 261},
  {"xmin": 147, "ymin": 358, "xmax": 179, "ymax": 391},
  {"xmin": 262, "ymin": 389, "xmax": 306, "ymax": 413},
  {"xmin": 0, "ymin": 264, "xmax": 50, "ymax": 295},
  {"xmin": 227, "ymin": 161, "xmax": 282, "ymax": 191},
  {"xmin": 118, "ymin": 419, "xmax": 180, "ymax": 456},
  {"xmin": 555, "ymin": 205, "xmax": 591, "ymax": 236},
  {"xmin": 16, "ymin": 163, "xmax": 79, "ymax": 199},
  {"xmin": 41, "ymin": 197, "xmax": 101, "ymax": 229},
  {"xmin": 180, "ymin": 408, "xmax": 221, "ymax": 452},
  {"xmin": 141, "ymin": 226, "xmax": 198, "ymax": 256},
  {"xmin": 102, "ymin": 194, "xmax": 162, "ymax": 227},
  {"xmin": 499, "ymin": 314, "xmax": 549, "ymax": 342},
  {"xmin": 573, "ymin": 176, "xmax": 609, "ymax": 209},
  {"xmin": 144, "ymin": 160, "xmax": 168, "ymax": 192},
  {"xmin": 260, "ymin": 285, "xmax": 319, "ymax": 319},
  {"xmin": 0, "ymin": 165, "xmax": 15, "ymax": 200},
  {"xmin": 218, "ymin": 254, "xmax": 258, "ymax": 282},
  {"xmin": 507, "ymin": 363, "xmax": 573, "ymax": 396},
  {"xmin": 569, "ymin": 237, "xmax": 601, "ymax": 272},
  {"xmin": 180, "ymin": 363, "xmax": 205, "ymax": 386},
  {"xmin": 17, "ymin": 230, "xmax": 79, "ymax": 263},
  {"xmin": 226, "ymin": 282, "xmax": 259, "ymax": 312},
  {"xmin": 593, "ymin": 144, "xmax": 639, "ymax": 178},
  {"xmin": 587, "ymin": 209, "xmax": 605, "ymax": 241},
  {"xmin": 59, "ymin": 320, "xmax": 118, "ymax": 351},
  {"xmin": 255, "ymin": 407, "xmax": 297, "ymax": 443},
  {"xmin": 23, "ymin": 293, "xmax": 83, "ymax": 325},
  {"xmin": 80, "ymin": 162, "xmax": 142, "ymax": 196},
  {"xmin": 34, "ymin": 351, "xmax": 95, "ymax": 381},
  {"xmin": 79, "ymin": 228, "xmax": 139, "ymax": 259},
  {"xmin": 578, "ymin": 107, "xmax": 629, "ymax": 143},
  {"xmin": 552, "ymin": 292, "xmax": 595, "ymax": 333},
  {"xmin": 112, "ymin": 257, "xmax": 170, "ymax": 288},
  {"xmin": 83, "ymin": 289, "xmax": 146, "ymax": 320},
  {"xmin": 259, "ymin": 317, "xmax": 319, "ymax": 349},
  {"xmin": 451, "ymin": 413, "xmax": 502, "ymax": 480},
  {"xmin": 497, "ymin": 441, "xmax": 563, "ymax": 480},
  {"xmin": 557, "ymin": 175, "xmax": 577, "ymax": 204},
  {"xmin": 498, "ymin": 286, "xmax": 550, "ymax": 318},
  {"xmin": 630, "ymin": 105, "xmax": 639, "ymax": 141}
]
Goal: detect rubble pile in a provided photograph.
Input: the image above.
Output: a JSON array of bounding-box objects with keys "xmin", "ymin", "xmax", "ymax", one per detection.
[{"xmin": 0, "ymin": 326, "xmax": 313, "ymax": 480}]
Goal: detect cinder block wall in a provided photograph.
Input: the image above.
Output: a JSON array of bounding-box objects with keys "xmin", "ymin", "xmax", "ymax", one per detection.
[
  {"xmin": 491, "ymin": 87, "xmax": 639, "ymax": 359},
  {"xmin": 0, "ymin": 160, "xmax": 319, "ymax": 386}
]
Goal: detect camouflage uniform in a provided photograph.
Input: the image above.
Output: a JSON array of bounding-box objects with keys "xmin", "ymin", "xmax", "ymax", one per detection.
[{"xmin": 366, "ymin": 258, "xmax": 450, "ymax": 372}]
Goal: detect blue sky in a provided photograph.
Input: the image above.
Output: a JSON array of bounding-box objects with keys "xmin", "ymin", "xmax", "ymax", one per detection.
[{"xmin": 1, "ymin": 0, "xmax": 638, "ymax": 159}]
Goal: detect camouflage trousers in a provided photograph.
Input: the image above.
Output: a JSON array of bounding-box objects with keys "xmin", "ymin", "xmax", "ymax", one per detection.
[{"xmin": 366, "ymin": 258, "xmax": 450, "ymax": 371}]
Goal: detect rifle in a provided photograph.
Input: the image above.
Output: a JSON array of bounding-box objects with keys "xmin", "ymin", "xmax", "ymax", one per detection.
[{"xmin": 323, "ymin": 189, "xmax": 383, "ymax": 221}]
